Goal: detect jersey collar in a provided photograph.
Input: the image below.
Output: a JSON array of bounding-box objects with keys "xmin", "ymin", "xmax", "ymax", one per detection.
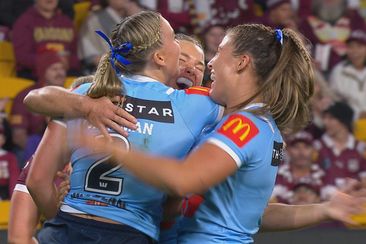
[
  {"xmin": 121, "ymin": 74, "xmax": 160, "ymax": 83},
  {"xmin": 243, "ymin": 103, "xmax": 265, "ymax": 110}
]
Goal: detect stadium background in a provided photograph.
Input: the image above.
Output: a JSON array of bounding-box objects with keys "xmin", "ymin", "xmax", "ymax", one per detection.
[{"xmin": 1, "ymin": 0, "xmax": 366, "ymax": 243}]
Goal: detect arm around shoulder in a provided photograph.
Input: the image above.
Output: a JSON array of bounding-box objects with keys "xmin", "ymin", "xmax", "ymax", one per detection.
[{"xmin": 23, "ymin": 86, "xmax": 91, "ymax": 118}]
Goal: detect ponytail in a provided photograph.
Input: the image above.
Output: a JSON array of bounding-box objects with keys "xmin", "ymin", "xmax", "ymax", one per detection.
[
  {"xmin": 87, "ymin": 53, "xmax": 124, "ymax": 99},
  {"xmin": 262, "ymin": 28, "xmax": 314, "ymax": 133},
  {"xmin": 87, "ymin": 11, "xmax": 163, "ymax": 99},
  {"xmin": 228, "ymin": 24, "xmax": 314, "ymax": 134}
]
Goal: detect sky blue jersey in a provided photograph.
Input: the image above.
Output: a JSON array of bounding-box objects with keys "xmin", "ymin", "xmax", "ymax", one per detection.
[
  {"xmin": 178, "ymin": 105, "xmax": 283, "ymax": 243},
  {"xmin": 61, "ymin": 75, "xmax": 223, "ymax": 240}
]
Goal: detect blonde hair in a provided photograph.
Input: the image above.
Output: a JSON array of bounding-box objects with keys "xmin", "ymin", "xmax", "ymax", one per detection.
[
  {"xmin": 228, "ymin": 24, "xmax": 314, "ymax": 134},
  {"xmin": 88, "ymin": 11, "xmax": 163, "ymax": 99}
]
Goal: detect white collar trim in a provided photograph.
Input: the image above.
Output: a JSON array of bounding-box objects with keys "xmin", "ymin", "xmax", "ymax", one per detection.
[{"xmin": 122, "ymin": 74, "xmax": 160, "ymax": 83}]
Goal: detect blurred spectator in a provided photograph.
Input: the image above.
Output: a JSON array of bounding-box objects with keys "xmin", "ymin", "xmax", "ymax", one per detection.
[
  {"xmin": 201, "ymin": 24, "xmax": 225, "ymax": 85},
  {"xmin": 157, "ymin": 0, "xmax": 198, "ymax": 34},
  {"xmin": 307, "ymin": 69, "xmax": 339, "ymax": 139},
  {"xmin": 156, "ymin": 0, "xmax": 257, "ymax": 35},
  {"xmin": 300, "ymin": 0, "xmax": 366, "ymax": 75},
  {"xmin": 10, "ymin": 51, "xmax": 66, "ymax": 166},
  {"xmin": 0, "ymin": 0, "xmax": 33, "ymax": 29},
  {"xmin": 329, "ymin": 28, "xmax": 366, "ymax": 120},
  {"xmin": 0, "ymin": 98, "xmax": 15, "ymax": 153},
  {"xmin": 272, "ymin": 131, "xmax": 325, "ymax": 203},
  {"xmin": 261, "ymin": 0, "xmax": 298, "ymax": 30},
  {"xmin": 315, "ymin": 102, "xmax": 366, "ymax": 199},
  {"xmin": 0, "ymin": 0, "xmax": 75, "ymax": 29},
  {"xmin": 290, "ymin": 183, "xmax": 321, "ymax": 205},
  {"xmin": 12, "ymin": 0, "xmax": 80, "ymax": 80},
  {"xmin": 0, "ymin": 123, "xmax": 19, "ymax": 200},
  {"xmin": 78, "ymin": 0, "xmax": 143, "ymax": 74},
  {"xmin": 202, "ymin": 0, "xmax": 257, "ymax": 27}
]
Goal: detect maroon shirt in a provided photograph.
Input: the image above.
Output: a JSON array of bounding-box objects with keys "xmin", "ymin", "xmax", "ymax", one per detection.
[
  {"xmin": 206, "ymin": 0, "xmax": 256, "ymax": 27},
  {"xmin": 16, "ymin": 156, "xmax": 31, "ymax": 186},
  {"xmin": 0, "ymin": 149, "xmax": 20, "ymax": 200},
  {"xmin": 10, "ymin": 83, "xmax": 46, "ymax": 135},
  {"xmin": 272, "ymin": 163, "xmax": 325, "ymax": 203},
  {"xmin": 158, "ymin": 0, "xmax": 256, "ymax": 34},
  {"xmin": 315, "ymin": 134, "xmax": 366, "ymax": 198},
  {"xmin": 299, "ymin": 9, "xmax": 365, "ymax": 72},
  {"xmin": 12, "ymin": 6, "xmax": 79, "ymax": 74}
]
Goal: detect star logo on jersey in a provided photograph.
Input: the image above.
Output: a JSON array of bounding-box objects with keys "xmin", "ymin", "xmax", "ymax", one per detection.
[{"xmin": 218, "ymin": 114, "xmax": 259, "ymax": 147}]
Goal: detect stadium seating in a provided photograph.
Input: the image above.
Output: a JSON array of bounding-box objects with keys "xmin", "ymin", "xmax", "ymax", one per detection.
[
  {"xmin": 0, "ymin": 77, "xmax": 33, "ymax": 114},
  {"xmin": 354, "ymin": 119, "xmax": 366, "ymax": 142},
  {"xmin": 73, "ymin": 1, "xmax": 91, "ymax": 31},
  {"xmin": 0, "ymin": 41, "xmax": 16, "ymax": 77},
  {"xmin": 0, "ymin": 201, "xmax": 10, "ymax": 230},
  {"xmin": 64, "ymin": 76, "xmax": 77, "ymax": 89}
]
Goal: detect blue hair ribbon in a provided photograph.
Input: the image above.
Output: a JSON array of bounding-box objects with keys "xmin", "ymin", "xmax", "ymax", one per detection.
[
  {"xmin": 274, "ymin": 29, "xmax": 283, "ymax": 45},
  {"xmin": 95, "ymin": 30, "xmax": 132, "ymax": 67}
]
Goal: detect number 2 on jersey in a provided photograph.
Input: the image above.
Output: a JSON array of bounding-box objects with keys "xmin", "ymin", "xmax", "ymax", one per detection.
[
  {"xmin": 85, "ymin": 156, "xmax": 123, "ymax": 195},
  {"xmin": 84, "ymin": 133, "xmax": 130, "ymax": 196}
]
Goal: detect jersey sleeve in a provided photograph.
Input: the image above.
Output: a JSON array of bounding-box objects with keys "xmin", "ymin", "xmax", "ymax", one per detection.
[
  {"xmin": 71, "ymin": 82, "xmax": 92, "ymax": 95},
  {"xmin": 204, "ymin": 113, "xmax": 263, "ymax": 168},
  {"xmin": 174, "ymin": 87, "xmax": 224, "ymax": 138},
  {"xmin": 51, "ymin": 118, "xmax": 68, "ymax": 128},
  {"xmin": 14, "ymin": 157, "xmax": 33, "ymax": 194}
]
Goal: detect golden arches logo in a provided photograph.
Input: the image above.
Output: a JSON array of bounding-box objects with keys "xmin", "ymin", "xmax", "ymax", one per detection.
[{"xmin": 222, "ymin": 118, "xmax": 251, "ymax": 141}]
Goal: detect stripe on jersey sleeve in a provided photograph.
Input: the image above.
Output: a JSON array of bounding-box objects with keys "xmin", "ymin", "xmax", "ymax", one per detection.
[{"xmin": 207, "ymin": 138, "xmax": 242, "ymax": 167}]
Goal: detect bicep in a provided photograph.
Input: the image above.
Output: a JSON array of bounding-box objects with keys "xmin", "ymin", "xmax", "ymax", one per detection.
[{"xmin": 180, "ymin": 143, "xmax": 238, "ymax": 194}]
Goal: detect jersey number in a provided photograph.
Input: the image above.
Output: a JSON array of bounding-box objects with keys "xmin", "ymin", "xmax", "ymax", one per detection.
[
  {"xmin": 85, "ymin": 156, "xmax": 123, "ymax": 195},
  {"xmin": 84, "ymin": 133, "xmax": 130, "ymax": 196}
]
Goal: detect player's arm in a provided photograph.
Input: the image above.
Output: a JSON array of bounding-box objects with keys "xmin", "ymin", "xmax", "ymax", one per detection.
[
  {"xmin": 260, "ymin": 190, "xmax": 366, "ymax": 231},
  {"xmin": 8, "ymin": 191, "xmax": 40, "ymax": 244},
  {"xmin": 23, "ymin": 86, "xmax": 137, "ymax": 137},
  {"xmin": 87, "ymin": 137, "xmax": 237, "ymax": 197},
  {"xmin": 26, "ymin": 121, "xmax": 69, "ymax": 219}
]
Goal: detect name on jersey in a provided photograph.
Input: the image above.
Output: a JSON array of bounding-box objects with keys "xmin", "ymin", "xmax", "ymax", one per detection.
[
  {"xmin": 124, "ymin": 121, "xmax": 154, "ymax": 135},
  {"xmin": 271, "ymin": 141, "xmax": 284, "ymax": 166},
  {"xmin": 124, "ymin": 96, "xmax": 174, "ymax": 123},
  {"xmin": 218, "ymin": 114, "xmax": 259, "ymax": 147}
]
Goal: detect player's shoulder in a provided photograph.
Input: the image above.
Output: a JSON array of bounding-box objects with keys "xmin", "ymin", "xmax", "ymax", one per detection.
[
  {"xmin": 215, "ymin": 112, "xmax": 261, "ymax": 148},
  {"xmin": 71, "ymin": 82, "xmax": 92, "ymax": 95},
  {"xmin": 218, "ymin": 110, "xmax": 279, "ymax": 142},
  {"xmin": 172, "ymin": 86, "xmax": 215, "ymax": 105}
]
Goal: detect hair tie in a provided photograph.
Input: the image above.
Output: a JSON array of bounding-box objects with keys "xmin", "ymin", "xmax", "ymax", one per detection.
[
  {"xmin": 274, "ymin": 29, "xmax": 283, "ymax": 45},
  {"xmin": 95, "ymin": 30, "xmax": 132, "ymax": 68}
]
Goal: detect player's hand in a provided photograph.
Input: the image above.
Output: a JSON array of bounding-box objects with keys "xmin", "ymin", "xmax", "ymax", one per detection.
[
  {"xmin": 76, "ymin": 129, "xmax": 129, "ymax": 167},
  {"xmin": 56, "ymin": 170, "xmax": 71, "ymax": 209},
  {"xmin": 323, "ymin": 185, "xmax": 366, "ymax": 226},
  {"xmin": 83, "ymin": 96, "xmax": 137, "ymax": 138}
]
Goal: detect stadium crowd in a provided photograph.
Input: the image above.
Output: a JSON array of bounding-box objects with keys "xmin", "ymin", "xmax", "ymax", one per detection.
[{"xmin": 0, "ymin": 0, "xmax": 366, "ymax": 230}]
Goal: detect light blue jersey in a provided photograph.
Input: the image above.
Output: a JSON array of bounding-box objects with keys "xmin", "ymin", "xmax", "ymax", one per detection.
[
  {"xmin": 62, "ymin": 75, "xmax": 223, "ymax": 240},
  {"xmin": 178, "ymin": 105, "xmax": 283, "ymax": 243}
]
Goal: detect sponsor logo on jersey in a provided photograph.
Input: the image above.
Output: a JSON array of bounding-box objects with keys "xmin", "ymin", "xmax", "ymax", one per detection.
[
  {"xmin": 347, "ymin": 159, "xmax": 360, "ymax": 172},
  {"xmin": 124, "ymin": 96, "xmax": 174, "ymax": 123},
  {"xmin": 271, "ymin": 141, "xmax": 284, "ymax": 166},
  {"xmin": 185, "ymin": 86, "xmax": 210, "ymax": 96},
  {"xmin": 218, "ymin": 114, "xmax": 259, "ymax": 147}
]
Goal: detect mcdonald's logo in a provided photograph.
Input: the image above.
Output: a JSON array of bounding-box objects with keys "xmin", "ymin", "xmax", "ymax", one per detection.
[{"xmin": 218, "ymin": 114, "xmax": 259, "ymax": 147}]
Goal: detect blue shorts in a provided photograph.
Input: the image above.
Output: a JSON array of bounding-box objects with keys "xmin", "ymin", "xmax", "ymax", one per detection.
[{"xmin": 36, "ymin": 211, "xmax": 155, "ymax": 244}]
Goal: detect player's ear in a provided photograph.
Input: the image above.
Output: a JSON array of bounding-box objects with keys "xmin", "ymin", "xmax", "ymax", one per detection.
[
  {"xmin": 152, "ymin": 50, "xmax": 166, "ymax": 67},
  {"xmin": 237, "ymin": 55, "xmax": 250, "ymax": 72}
]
